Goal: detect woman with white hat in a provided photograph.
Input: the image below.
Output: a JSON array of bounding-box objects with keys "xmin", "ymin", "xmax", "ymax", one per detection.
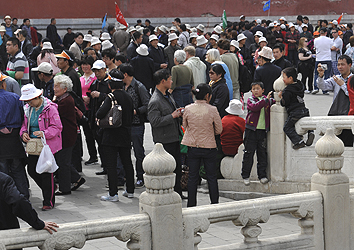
[
  {"xmin": 82, "ymin": 34, "xmax": 92, "ymax": 51},
  {"xmin": 187, "ymin": 32, "xmax": 198, "ymax": 48},
  {"xmin": 19, "ymin": 84, "xmax": 63, "ymax": 211},
  {"xmin": 37, "ymin": 41, "xmax": 60, "ymax": 75}
]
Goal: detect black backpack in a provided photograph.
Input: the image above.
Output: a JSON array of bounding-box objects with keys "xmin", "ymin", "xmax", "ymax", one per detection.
[{"xmin": 239, "ymin": 60, "xmax": 253, "ymax": 94}]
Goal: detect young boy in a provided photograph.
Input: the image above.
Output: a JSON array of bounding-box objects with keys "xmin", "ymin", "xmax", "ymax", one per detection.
[
  {"xmin": 242, "ymin": 82, "xmax": 274, "ymax": 186},
  {"xmin": 279, "ymin": 67, "xmax": 315, "ymax": 149}
]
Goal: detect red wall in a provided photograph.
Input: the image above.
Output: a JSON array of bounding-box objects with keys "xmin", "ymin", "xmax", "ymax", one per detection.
[{"xmin": 1, "ymin": 0, "xmax": 353, "ymax": 19}]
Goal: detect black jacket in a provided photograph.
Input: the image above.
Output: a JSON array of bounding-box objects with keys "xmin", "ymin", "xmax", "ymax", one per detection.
[
  {"xmin": 210, "ymin": 78, "xmax": 229, "ymax": 118},
  {"xmin": 126, "ymin": 42, "xmax": 139, "ymax": 60},
  {"xmin": 148, "ymin": 46, "xmax": 168, "ymax": 71},
  {"xmin": 0, "ymin": 172, "xmax": 44, "ymax": 230},
  {"xmin": 273, "ymin": 56, "xmax": 293, "ymax": 70},
  {"xmin": 21, "ymin": 39, "xmax": 33, "ymax": 60},
  {"xmin": 96, "ymin": 89, "xmax": 133, "ymax": 148},
  {"xmin": 130, "ymin": 55, "xmax": 156, "ymax": 90},
  {"xmin": 63, "ymin": 67, "xmax": 82, "ymax": 98},
  {"xmin": 46, "ymin": 24, "xmax": 60, "ymax": 48},
  {"xmin": 280, "ymin": 80, "xmax": 306, "ymax": 113},
  {"xmin": 254, "ymin": 62, "xmax": 282, "ymax": 95},
  {"xmin": 158, "ymin": 33, "xmax": 168, "ymax": 47},
  {"xmin": 63, "ymin": 33, "xmax": 75, "ymax": 50},
  {"xmin": 195, "ymin": 46, "xmax": 207, "ymax": 64}
]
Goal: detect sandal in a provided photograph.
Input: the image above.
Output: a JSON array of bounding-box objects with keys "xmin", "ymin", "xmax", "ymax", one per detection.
[{"xmin": 71, "ymin": 177, "xmax": 86, "ymax": 191}]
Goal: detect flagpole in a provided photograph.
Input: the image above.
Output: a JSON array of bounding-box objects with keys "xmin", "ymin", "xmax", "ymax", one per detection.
[{"xmin": 268, "ymin": 4, "xmax": 270, "ymax": 18}]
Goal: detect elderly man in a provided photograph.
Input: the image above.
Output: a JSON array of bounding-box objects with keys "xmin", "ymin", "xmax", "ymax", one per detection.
[
  {"xmin": 6, "ymin": 37, "xmax": 30, "ymax": 85},
  {"xmin": 148, "ymin": 35, "xmax": 168, "ymax": 71},
  {"xmin": 112, "ymin": 24, "xmax": 130, "ymax": 55},
  {"xmin": 184, "ymin": 46, "xmax": 206, "ymax": 87},
  {"xmin": 164, "ymin": 33, "xmax": 181, "ymax": 70},
  {"xmin": 0, "ymin": 73, "xmax": 29, "ymax": 199}
]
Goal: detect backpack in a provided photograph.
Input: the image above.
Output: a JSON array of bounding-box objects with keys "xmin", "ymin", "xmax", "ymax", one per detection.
[{"xmin": 239, "ymin": 60, "xmax": 253, "ymax": 94}]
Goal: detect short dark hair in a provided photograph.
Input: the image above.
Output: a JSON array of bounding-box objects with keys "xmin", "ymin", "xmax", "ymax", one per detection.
[
  {"xmin": 81, "ymin": 55, "xmax": 95, "ymax": 67},
  {"xmin": 282, "ymin": 67, "xmax": 298, "ymax": 81},
  {"xmin": 322, "ymin": 20, "xmax": 328, "ymax": 25},
  {"xmin": 210, "ymin": 64, "xmax": 226, "ymax": 78},
  {"xmin": 303, "ymin": 16, "xmax": 309, "ymax": 21},
  {"xmin": 217, "ymin": 39, "xmax": 230, "ymax": 51},
  {"xmin": 273, "ymin": 43, "xmax": 284, "ymax": 52},
  {"xmin": 145, "ymin": 19, "xmax": 151, "ymax": 24},
  {"xmin": 119, "ymin": 63, "xmax": 134, "ymax": 76},
  {"xmin": 132, "ymin": 32, "xmax": 142, "ymax": 41},
  {"xmin": 338, "ymin": 54, "xmax": 352, "ymax": 65},
  {"xmin": 320, "ymin": 27, "xmax": 327, "ymax": 33},
  {"xmin": 174, "ymin": 18, "xmax": 181, "ymax": 23},
  {"xmin": 179, "ymin": 24, "xmax": 186, "ymax": 32},
  {"xmin": 115, "ymin": 53, "xmax": 127, "ymax": 64},
  {"xmin": 74, "ymin": 32, "xmax": 84, "ymax": 39},
  {"xmin": 101, "ymin": 49, "xmax": 116, "ymax": 60},
  {"xmin": 348, "ymin": 23, "xmax": 353, "ymax": 29},
  {"xmin": 108, "ymin": 69, "xmax": 124, "ymax": 89},
  {"xmin": 192, "ymin": 83, "xmax": 212, "ymax": 100},
  {"xmin": 83, "ymin": 47, "xmax": 98, "ymax": 58},
  {"xmin": 65, "ymin": 50, "xmax": 76, "ymax": 66},
  {"xmin": 137, "ymin": 19, "xmax": 142, "ymax": 23},
  {"xmin": 143, "ymin": 28, "xmax": 150, "ymax": 35},
  {"xmin": 7, "ymin": 37, "xmax": 20, "ymax": 48},
  {"xmin": 12, "ymin": 18, "xmax": 17, "ymax": 21},
  {"xmin": 251, "ymin": 82, "xmax": 264, "ymax": 89},
  {"xmin": 23, "ymin": 18, "xmax": 29, "ymax": 23},
  {"xmin": 153, "ymin": 69, "xmax": 170, "ymax": 85},
  {"xmin": 18, "ymin": 29, "xmax": 27, "ymax": 38},
  {"xmin": 297, "ymin": 15, "xmax": 303, "ymax": 21},
  {"xmin": 67, "ymin": 27, "xmax": 72, "ymax": 31},
  {"xmin": 108, "ymin": 25, "xmax": 115, "ymax": 33},
  {"xmin": 42, "ymin": 37, "xmax": 50, "ymax": 44},
  {"xmin": 245, "ymin": 23, "xmax": 252, "ymax": 30},
  {"xmin": 51, "ymin": 18, "xmax": 55, "ymax": 23}
]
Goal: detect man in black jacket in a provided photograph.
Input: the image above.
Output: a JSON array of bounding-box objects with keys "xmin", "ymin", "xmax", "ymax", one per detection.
[
  {"xmin": 15, "ymin": 29, "xmax": 33, "ymax": 60},
  {"xmin": 126, "ymin": 32, "xmax": 142, "ymax": 61},
  {"xmin": 46, "ymin": 18, "xmax": 63, "ymax": 50},
  {"xmin": 272, "ymin": 44, "xmax": 292, "ymax": 70},
  {"xmin": 148, "ymin": 35, "xmax": 168, "ymax": 71},
  {"xmin": 0, "ymin": 172, "xmax": 58, "ymax": 232}
]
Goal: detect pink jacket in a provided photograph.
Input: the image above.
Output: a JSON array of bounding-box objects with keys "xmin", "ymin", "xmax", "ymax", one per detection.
[{"xmin": 20, "ymin": 97, "xmax": 63, "ymax": 154}]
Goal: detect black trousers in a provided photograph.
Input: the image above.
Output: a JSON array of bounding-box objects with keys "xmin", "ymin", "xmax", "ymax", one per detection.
[
  {"xmin": 298, "ymin": 62, "xmax": 314, "ymax": 91},
  {"xmin": 72, "ymin": 132, "xmax": 83, "ymax": 172},
  {"xmin": 162, "ymin": 141, "xmax": 182, "ymax": 196},
  {"xmin": 241, "ymin": 129, "xmax": 267, "ymax": 180},
  {"xmin": 27, "ymin": 155, "xmax": 55, "ymax": 207},
  {"xmin": 284, "ymin": 108, "xmax": 311, "ymax": 145},
  {"xmin": 338, "ymin": 129, "xmax": 354, "ymax": 147},
  {"xmin": 81, "ymin": 120, "xmax": 98, "ymax": 160}
]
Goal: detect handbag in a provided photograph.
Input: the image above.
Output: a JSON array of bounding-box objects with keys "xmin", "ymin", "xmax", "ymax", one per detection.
[
  {"xmin": 328, "ymin": 88, "xmax": 350, "ymax": 116},
  {"xmin": 97, "ymin": 93, "xmax": 123, "ymax": 128},
  {"xmin": 25, "ymin": 108, "xmax": 44, "ymax": 155},
  {"xmin": 36, "ymin": 135, "xmax": 58, "ymax": 174}
]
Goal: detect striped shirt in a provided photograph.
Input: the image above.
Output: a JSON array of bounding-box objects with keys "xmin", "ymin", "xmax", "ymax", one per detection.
[{"xmin": 6, "ymin": 51, "xmax": 30, "ymax": 85}]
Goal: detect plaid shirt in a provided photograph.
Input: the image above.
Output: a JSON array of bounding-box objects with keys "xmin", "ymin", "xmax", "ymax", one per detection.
[{"xmin": 285, "ymin": 30, "xmax": 300, "ymax": 51}]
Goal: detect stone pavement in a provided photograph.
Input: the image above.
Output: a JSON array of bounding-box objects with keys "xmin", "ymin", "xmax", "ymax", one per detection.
[{"xmin": 22, "ymin": 90, "xmax": 333, "ymax": 249}]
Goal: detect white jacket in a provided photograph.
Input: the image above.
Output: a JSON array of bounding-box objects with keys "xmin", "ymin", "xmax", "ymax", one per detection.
[{"xmin": 184, "ymin": 56, "xmax": 207, "ymax": 87}]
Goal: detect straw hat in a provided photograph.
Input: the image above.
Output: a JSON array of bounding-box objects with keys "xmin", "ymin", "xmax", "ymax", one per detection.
[
  {"xmin": 136, "ymin": 44, "xmax": 149, "ymax": 56},
  {"xmin": 19, "ymin": 84, "xmax": 43, "ymax": 101},
  {"xmin": 127, "ymin": 26, "xmax": 137, "ymax": 33},
  {"xmin": 258, "ymin": 46, "xmax": 273, "ymax": 60},
  {"xmin": 225, "ymin": 99, "xmax": 244, "ymax": 116}
]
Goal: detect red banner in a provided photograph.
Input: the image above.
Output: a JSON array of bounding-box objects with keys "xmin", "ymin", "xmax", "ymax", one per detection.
[
  {"xmin": 115, "ymin": 2, "xmax": 128, "ymax": 27},
  {"xmin": 337, "ymin": 13, "xmax": 343, "ymax": 24}
]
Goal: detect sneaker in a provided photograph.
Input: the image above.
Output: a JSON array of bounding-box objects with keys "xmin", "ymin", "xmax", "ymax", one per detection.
[
  {"xmin": 243, "ymin": 178, "xmax": 250, "ymax": 186},
  {"xmin": 304, "ymin": 90, "xmax": 311, "ymax": 94},
  {"xmin": 311, "ymin": 89, "xmax": 319, "ymax": 94},
  {"xmin": 85, "ymin": 158, "xmax": 98, "ymax": 165},
  {"xmin": 260, "ymin": 178, "xmax": 269, "ymax": 184},
  {"xmin": 306, "ymin": 132, "xmax": 315, "ymax": 146},
  {"xmin": 135, "ymin": 180, "xmax": 145, "ymax": 188},
  {"xmin": 293, "ymin": 140, "xmax": 306, "ymax": 149},
  {"xmin": 100, "ymin": 193, "xmax": 119, "ymax": 202},
  {"xmin": 323, "ymin": 92, "xmax": 330, "ymax": 95},
  {"xmin": 122, "ymin": 190, "xmax": 134, "ymax": 198}
]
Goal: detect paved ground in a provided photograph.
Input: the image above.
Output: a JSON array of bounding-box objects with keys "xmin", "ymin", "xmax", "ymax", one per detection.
[{"xmin": 22, "ymin": 89, "xmax": 333, "ymax": 249}]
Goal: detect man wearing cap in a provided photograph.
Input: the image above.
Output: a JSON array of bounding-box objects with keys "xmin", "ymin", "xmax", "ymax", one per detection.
[
  {"xmin": 2, "ymin": 16, "xmax": 16, "ymax": 37},
  {"xmin": 0, "ymin": 70, "xmax": 20, "ymax": 95},
  {"xmin": 254, "ymin": 46, "xmax": 282, "ymax": 94},
  {"xmin": 16, "ymin": 29, "xmax": 33, "ymax": 60},
  {"xmin": 69, "ymin": 32, "xmax": 84, "ymax": 60},
  {"xmin": 148, "ymin": 35, "xmax": 168, "ymax": 71},
  {"xmin": 195, "ymin": 35, "xmax": 209, "ymax": 64},
  {"xmin": 127, "ymin": 32, "xmax": 143, "ymax": 61},
  {"xmin": 165, "ymin": 33, "xmax": 182, "ymax": 70},
  {"xmin": 6, "ymin": 37, "xmax": 30, "ymax": 85},
  {"xmin": 46, "ymin": 18, "xmax": 63, "ymax": 50},
  {"xmin": 0, "ymin": 73, "xmax": 29, "ymax": 199},
  {"xmin": 31, "ymin": 62, "xmax": 54, "ymax": 100},
  {"xmin": 131, "ymin": 44, "xmax": 155, "ymax": 92},
  {"xmin": 112, "ymin": 24, "xmax": 130, "ymax": 55},
  {"xmin": 55, "ymin": 50, "xmax": 82, "ymax": 97},
  {"xmin": 63, "ymin": 28, "xmax": 75, "ymax": 50}
]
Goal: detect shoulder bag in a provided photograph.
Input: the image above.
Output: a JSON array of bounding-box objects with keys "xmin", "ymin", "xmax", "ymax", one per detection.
[
  {"xmin": 26, "ymin": 107, "xmax": 44, "ymax": 155},
  {"xmin": 97, "ymin": 93, "xmax": 123, "ymax": 128}
]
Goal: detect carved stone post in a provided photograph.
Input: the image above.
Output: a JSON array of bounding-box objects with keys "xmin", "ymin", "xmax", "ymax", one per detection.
[
  {"xmin": 311, "ymin": 128, "xmax": 350, "ymax": 250},
  {"xmin": 139, "ymin": 143, "xmax": 183, "ymax": 250},
  {"xmin": 269, "ymin": 76, "xmax": 287, "ymax": 182}
]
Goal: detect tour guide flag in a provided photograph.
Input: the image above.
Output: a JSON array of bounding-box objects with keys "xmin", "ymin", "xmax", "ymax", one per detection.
[
  {"xmin": 263, "ymin": 0, "xmax": 271, "ymax": 11},
  {"xmin": 337, "ymin": 13, "xmax": 344, "ymax": 24},
  {"xmin": 115, "ymin": 2, "xmax": 128, "ymax": 27},
  {"xmin": 222, "ymin": 10, "xmax": 227, "ymax": 29},
  {"xmin": 102, "ymin": 13, "xmax": 107, "ymax": 30}
]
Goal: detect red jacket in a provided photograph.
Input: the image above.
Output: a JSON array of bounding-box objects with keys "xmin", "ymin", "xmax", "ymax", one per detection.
[
  {"xmin": 220, "ymin": 114, "xmax": 245, "ymax": 156},
  {"xmin": 348, "ymin": 77, "xmax": 354, "ymax": 115}
]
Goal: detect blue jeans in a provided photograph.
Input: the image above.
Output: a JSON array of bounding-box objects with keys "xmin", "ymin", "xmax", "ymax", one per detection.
[
  {"xmin": 187, "ymin": 147, "xmax": 219, "ymax": 207},
  {"xmin": 0, "ymin": 158, "xmax": 29, "ymax": 199},
  {"xmin": 172, "ymin": 84, "xmax": 193, "ymax": 108},
  {"xmin": 131, "ymin": 125, "xmax": 145, "ymax": 180},
  {"xmin": 314, "ymin": 60, "xmax": 332, "ymax": 91}
]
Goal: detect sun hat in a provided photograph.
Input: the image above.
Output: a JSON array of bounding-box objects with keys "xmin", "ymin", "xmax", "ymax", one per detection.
[
  {"xmin": 136, "ymin": 26, "xmax": 144, "ymax": 34},
  {"xmin": 100, "ymin": 32, "xmax": 111, "ymax": 41},
  {"xmin": 101, "ymin": 40, "xmax": 113, "ymax": 51},
  {"xmin": 83, "ymin": 34, "xmax": 92, "ymax": 42},
  {"xmin": 19, "ymin": 84, "xmax": 43, "ymax": 101},
  {"xmin": 301, "ymin": 23, "xmax": 308, "ymax": 28},
  {"xmin": 196, "ymin": 24, "xmax": 205, "ymax": 32},
  {"xmin": 230, "ymin": 40, "xmax": 240, "ymax": 50},
  {"xmin": 41, "ymin": 42, "xmax": 53, "ymax": 50},
  {"xmin": 149, "ymin": 34, "xmax": 158, "ymax": 42},
  {"xmin": 258, "ymin": 46, "xmax": 273, "ymax": 60},
  {"xmin": 288, "ymin": 23, "xmax": 295, "ymax": 28},
  {"xmin": 331, "ymin": 20, "xmax": 338, "ymax": 25},
  {"xmin": 190, "ymin": 28, "xmax": 197, "ymax": 33},
  {"xmin": 4, "ymin": 15, "xmax": 11, "ymax": 21},
  {"xmin": 168, "ymin": 33, "xmax": 179, "ymax": 42},
  {"xmin": 189, "ymin": 32, "xmax": 198, "ymax": 39},
  {"xmin": 213, "ymin": 25, "xmax": 223, "ymax": 34},
  {"xmin": 136, "ymin": 44, "xmax": 149, "ymax": 56},
  {"xmin": 237, "ymin": 33, "xmax": 247, "ymax": 42},
  {"xmin": 210, "ymin": 34, "xmax": 219, "ymax": 41},
  {"xmin": 196, "ymin": 35, "xmax": 208, "ymax": 46},
  {"xmin": 91, "ymin": 60, "xmax": 106, "ymax": 70},
  {"xmin": 0, "ymin": 73, "xmax": 8, "ymax": 81},
  {"xmin": 127, "ymin": 26, "xmax": 137, "ymax": 33},
  {"xmin": 256, "ymin": 19, "xmax": 262, "ymax": 24},
  {"xmin": 258, "ymin": 36, "xmax": 268, "ymax": 44},
  {"xmin": 170, "ymin": 26, "xmax": 177, "ymax": 32},
  {"xmin": 0, "ymin": 26, "xmax": 6, "ymax": 32},
  {"xmin": 91, "ymin": 37, "xmax": 101, "ymax": 46},
  {"xmin": 279, "ymin": 17, "xmax": 286, "ymax": 21},
  {"xmin": 116, "ymin": 23, "xmax": 127, "ymax": 30},
  {"xmin": 254, "ymin": 31, "xmax": 263, "ymax": 37},
  {"xmin": 185, "ymin": 24, "xmax": 191, "ymax": 30},
  {"xmin": 225, "ymin": 99, "xmax": 244, "ymax": 116},
  {"xmin": 31, "ymin": 62, "xmax": 53, "ymax": 75},
  {"xmin": 55, "ymin": 50, "xmax": 73, "ymax": 61},
  {"xmin": 280, "ymin": 24, "xmax": 286, "ymax": 30},
  {"xmin": 268, "ymin": 23, "xmax": 274, "ymax": 28}
]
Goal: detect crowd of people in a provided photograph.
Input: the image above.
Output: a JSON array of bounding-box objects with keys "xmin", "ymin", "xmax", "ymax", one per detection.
[{"xmin": 1, "ymin": 14, "xmax": 354, "ymax": 232}]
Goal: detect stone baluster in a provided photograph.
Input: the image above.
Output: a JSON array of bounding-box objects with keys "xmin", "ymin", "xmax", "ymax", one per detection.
[
  {"xmin": 311, "ymin": 128, "xmax": 350, "ymax": 249},
  {"xmin": 139, "ymin": 143, "xmax": 183, "ymax": 250}
]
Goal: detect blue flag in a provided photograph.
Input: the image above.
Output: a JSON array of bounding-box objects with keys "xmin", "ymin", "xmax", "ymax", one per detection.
[
  {"xmin": 263, "ymin": 0, "xmax": 270, "ymax": 11},
  {"xmin": 102, "ymin": 13, "xmax": 107, "ymax": 30}
]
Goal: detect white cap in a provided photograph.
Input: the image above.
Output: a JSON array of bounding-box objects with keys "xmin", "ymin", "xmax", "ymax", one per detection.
[
  {"xmin": 20, "ymin": 84, "xmax": 43, "ymax": 101},
  {"xmin": 332, "ymin": 20, "xmax": 338, "ymax": 25},
  {"xmin": 301, "ymin": 23, "xmax": 308, "ymax": 28},
  {"xmin": 280, "ymin": 24, "xmax": 286, "ymax": 29},
  {"xmin": 268, "ymin": 23, "xmax": 274, "ymax": 28},
  {"xmin": 210, "ymin": 34, "xmax": 219, "ymax": 41},
  {"xmin": 100, "ymin": 32, "xmax": 111, "ymax": 41},
  {"xmin": 92, "ymin": 60, "xmax": 106, "ymax": 70},
  {"xmin": 83, "ymin": 34, "xmax": 92, "ymax": 42},
  {"xmin": 31, "ymin": 62, "xmax": 53, "ymax": 75},
  {"xmin": 279, "ymin": 17, "xmax": 286, "ymax": 21},
  {"xmin": 213, "ymin": 25, "xmax": 223, "ymax": 34},
  {"xmin": 91, "ymin": 37, "xmax": 101, "ymax": 46},
  {"xmin": 149, "ymin": 34, "xmax": 158, "ymax": 42},
  {"xmin": 256, "ymin": 19, "xmax": 262, "ymax": 24},
  {"xmin": 136, "ymin": 44, "xmax": 149, "ymax": 56},
  {"xmin": 288, "ymin": 23, "xmax": 295, "ymax": 28},
  {"xmin": 237, "ymin": 33, "xmax": 247, "ymax": 42},
  {"xmin": 42, "ymin": 42, "xmax": 53, "ymax": 50},
  {"xmin": 225, "ymin": 99, "xmax": 244, "ymax": 115},
  {"xmin": 168, "ymin": 33, "xmax": 179, "ymax": 42},
  {"xmin": 101, "ymin": 40, "xmax": 113, "ymax": 51},
  {"xmin": 196, "ymin": 35, "xmax": 208, "ymax": 46}
]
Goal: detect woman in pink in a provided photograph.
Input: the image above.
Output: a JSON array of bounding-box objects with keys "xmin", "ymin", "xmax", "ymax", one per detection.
[{"xmin": 37, "ymin": 42, "xmax": 60, "ymax": 75}]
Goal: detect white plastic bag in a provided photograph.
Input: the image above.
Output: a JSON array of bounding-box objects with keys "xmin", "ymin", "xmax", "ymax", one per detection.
[{"xmin": 36, "ymin": 135, "xmax": 58, "ymax": 174}]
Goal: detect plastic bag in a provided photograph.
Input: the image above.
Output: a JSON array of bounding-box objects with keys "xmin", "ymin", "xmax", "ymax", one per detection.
[{"xmin": 36, "ymin": 135, "xmax": 58, "ymax": 174}]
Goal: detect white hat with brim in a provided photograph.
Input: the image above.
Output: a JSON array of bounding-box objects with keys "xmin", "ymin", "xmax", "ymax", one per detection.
[
  {"xmin": 127, "ymin": 26, "xmax": 137, "ymax": 33},
  {"xmin": 197, "ymin": 24, "xmax": 205, "ymax": 32},
  {"xmin": 170, "ymin": 26, "xmax": 177, "ymax": 32},
  {"xmin": 210, "ymin": 34, "xmax": 219, "ymax": 41},
  {"xmin": 225, "ymin": 99, "xmax": 244, "ymax": 116},
  {"xmin": 269, "ymin": 23, "xmax": 274, "ymax": 28},
  {"xmin": 196, "ymin": 35, "xmax": 208, "ymax": 46},
  {"xmin": 91, "ymin": 37, "xmax": 101, "ymax": 46},
  {"xmin": 136, "ymin": 44, "xmax": 149, "ymax": 56},
  {"xmin": 301, "ymin": 24, "xmax": 308, "ymax": 28},
  {"xmin": 256, "ymin": 19, "xmax": 262, "ymax": 24},
  {"xmin": 31, "ymin": 62, "xmax": 53, "ymax": 75},
  {"xmin": 149, "ymin": 34, "xmax": 158, "ymax": 42},
  {"xmin": 190, "ymin": 32, "xmax": 198, "ymax": 38},
  {"xmin": 279, "ymin": 17, "xmax": 286, "ymax": 21},
  {"xmin": 100, "ymin": 32, "xmax": 111, "ymax": 41},
  {"xmin": 91, "ymin": 60, "xmax": 106, "ymax": 70},
  {"xmin": 83, "ymin": 34, "xmax": 92, "ymax": 42},
  {"xmin": 186, "ymin": 24, "xmax": 191, "ymax": 30},
  {"xmin": 168, "ymin": 33, "xmax": 179, "ymax": 42},
  {"xmin": 230, "ymin": 40, "xmax": 240, "ymax": 50},
  {"xmin": 4, "ymin": 15, "xmax": 11, "ymax": 20},
  {"xmin": 254, "ymin": 31, "xmax": 263, "ymax": 37},
  {"xmin": 101, "ymin": 40, "xmax": 113, "ymax": 51},
  {"xmin": 258, "ymin": 36, "xmax": 268, "ymax": 44},
  {"xmin": 288, "ymin": 23, "xmax": 295, "ymax": 28},
  {"xmin": 237, "ymin": 33, "xmax": 247, "ymax": 42},
  {"xmin": 0, "ymin": 26, "xmax": 6, "ymax": 32},
  {"xmin": 19, "ymin": 84, "xmax": 43, "ymax": 101},
  {"xmin": 258, "ymin": 46, "xmax": 273, "ymax": 60},
  {"xmin": 42, "ymin": 42, "xmax": 53, "ymax": 50},
  {"xmin": 116, "ymin": 23, "xmax": 127, "ymax": 30},
  {"xmin": 280, "ymin": 24, "xmax": 286, "ymax": 29},
  {"xmin": 213, "ymin": 25, "xmax": 223, "ymax": 34}
]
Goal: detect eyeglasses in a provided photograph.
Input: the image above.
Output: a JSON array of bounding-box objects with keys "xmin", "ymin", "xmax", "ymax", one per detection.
[{"xmin": 209, "ymin": 71, "xmax": 215, "ymax": 75}]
